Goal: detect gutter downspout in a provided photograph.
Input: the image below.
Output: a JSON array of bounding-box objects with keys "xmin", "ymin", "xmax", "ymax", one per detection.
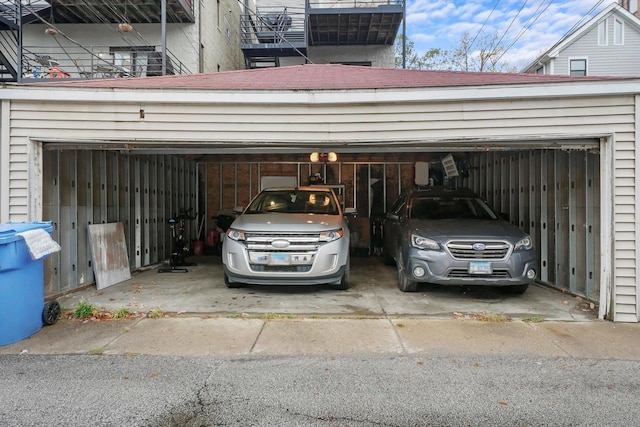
[
  {"xmin": 161, "ymin": 0, "xmax": 167, "ymax": 75},
  {"xmin": 198, "ymin": 0, "xmax": 203, "ymax": 73},
  {"xmin": 402, "ymin": 0, "xmax": 406, "ymax": 69},
  {"xmin": 17, "ymin": 1, "xmax": 23, "ymax": 83}
]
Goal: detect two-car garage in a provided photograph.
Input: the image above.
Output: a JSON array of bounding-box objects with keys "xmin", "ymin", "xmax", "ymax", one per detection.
[{"xmin": 1, "ymin": 64, "xmax": 638, "ymax": 321}]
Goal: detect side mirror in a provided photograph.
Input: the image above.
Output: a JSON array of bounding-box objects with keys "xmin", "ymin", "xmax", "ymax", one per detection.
[
  {"xmin": 232, "ymin": 206, "xmax": 244, "ymax": 214},
  {"xmin": 386, "ymin": 213, "xmax": 399, "ymax": 221}
]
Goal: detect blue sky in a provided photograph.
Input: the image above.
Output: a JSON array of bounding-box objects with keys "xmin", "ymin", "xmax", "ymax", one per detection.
[{"xmin": 404, "ymin": 0, "xmax": 621, "ymax": 70}]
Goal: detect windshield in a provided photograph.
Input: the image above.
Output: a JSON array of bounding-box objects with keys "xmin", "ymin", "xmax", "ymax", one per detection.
[
  {"xmin": 409, "ymin": 196, "xmax": 498, "ymax": 220},
  {"xmin": 245, "ymin": 190, "xmax": 339, "ymax": 215}
]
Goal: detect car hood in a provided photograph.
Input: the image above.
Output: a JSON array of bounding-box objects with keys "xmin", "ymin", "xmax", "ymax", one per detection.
[
  {"xmin": 408, "ymin": 219, "xmax": 527, "ymax": 243},
  {"xmin": 231, "ymin": 213, "xmax": 345, "ymax": 232}
]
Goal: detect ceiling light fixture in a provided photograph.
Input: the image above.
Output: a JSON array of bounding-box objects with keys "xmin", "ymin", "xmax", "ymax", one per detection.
[{"xmin": 310, "ymin": 152, "xmax": 337, "ymax": 163}]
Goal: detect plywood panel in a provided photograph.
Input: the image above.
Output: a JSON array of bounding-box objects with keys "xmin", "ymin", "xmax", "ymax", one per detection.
[{"xmin": 88, "ymin": 222, "xmax": 131, "ymax": 290}]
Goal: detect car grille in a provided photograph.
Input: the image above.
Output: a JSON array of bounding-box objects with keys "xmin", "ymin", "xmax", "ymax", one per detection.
[
  {"xmin": 446, "ymin": 241, "xmax": 510, "ymax": 260},
  {"xmin": 243, "ymin": 232, "xmax": 321, "ymax": 272},
  {"xmin": 448, "ymin": 269, "xmax": 512, "ymax": 278},
  {"xmin": 245, "ymin": 232, "xmax": 321, "ymax": 251}
]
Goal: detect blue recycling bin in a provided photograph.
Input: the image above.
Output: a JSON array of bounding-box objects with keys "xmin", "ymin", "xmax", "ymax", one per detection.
[{"xmin": 0, "ymin": 221, "xmax": 59, "ymax": 346}]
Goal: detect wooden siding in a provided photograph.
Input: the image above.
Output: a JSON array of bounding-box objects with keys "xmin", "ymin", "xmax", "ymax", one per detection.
[
  {"xmin": 552, "ymin": 13, "xmax": 640, "ymax": 76},
  {"xmin": 5, "ymin": 92, "xmax": 638, "ymax": 321}
]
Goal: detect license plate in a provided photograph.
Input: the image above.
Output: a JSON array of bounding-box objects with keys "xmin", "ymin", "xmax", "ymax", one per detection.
[
  {"xmin": 269, "ymin": 253, "xmax": 291, "ymax": 265},
  {"xmin": 468, "ymin": 261, "xmax": 492, "ymax": 275}
]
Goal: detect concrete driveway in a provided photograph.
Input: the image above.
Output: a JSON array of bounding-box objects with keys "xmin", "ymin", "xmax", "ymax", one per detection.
[{"xmin": 57, "ymin": 255, "xmax": 597, "ymax": 321}]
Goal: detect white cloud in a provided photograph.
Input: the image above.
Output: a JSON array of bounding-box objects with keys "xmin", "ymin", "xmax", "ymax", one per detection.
[{"xmin": 404, "ymin": 0, "xmax": 610, "ymax": 69}]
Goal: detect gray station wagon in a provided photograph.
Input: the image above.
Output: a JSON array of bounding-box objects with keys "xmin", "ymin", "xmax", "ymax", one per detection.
[{"xmin": 383, "ymin": 187, "xmax": 538, "ymax": 294}]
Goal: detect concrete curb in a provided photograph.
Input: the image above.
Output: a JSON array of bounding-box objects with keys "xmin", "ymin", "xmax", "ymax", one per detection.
[{"xmin": 2, "ymin": 317, "xmax": 639, "ymax": 360}]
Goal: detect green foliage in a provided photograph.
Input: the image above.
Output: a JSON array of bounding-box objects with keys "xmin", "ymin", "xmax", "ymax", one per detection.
[
  {"xmin": 112, "ymin": 307, "xmax": 131, "ymax": 319},
  {"xmin": 74, "ymin": 301, "xmax": 96, "ymax": 319},
  {"xmin": 148, "ymin": 308, "xmax": 164, "ymax": 319},
  {"xmin": 395, "ymin": 35, "xmax": 451, "ymax": 70}
]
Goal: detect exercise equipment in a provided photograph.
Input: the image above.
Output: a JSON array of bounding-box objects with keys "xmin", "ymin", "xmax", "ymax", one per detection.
[{"xmin": 158, "ymin": 208, "xmax": 197, "ymax": 273}]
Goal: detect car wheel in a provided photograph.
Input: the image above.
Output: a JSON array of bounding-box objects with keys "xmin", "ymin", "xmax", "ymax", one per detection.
[
  {"xmin": 506, "ymin": 284, "xmax": 529, "ymax": 295},
  {"xmin": 224, "ymin": 273, "xmax": 244, "ymax": 288},
  {"xmin": 332, "ymin": 256, "xmax": 350, "ymax": 290},
  {"xmin": 397, "ymin": 254, "xmax": 417, "ymax": 292}
]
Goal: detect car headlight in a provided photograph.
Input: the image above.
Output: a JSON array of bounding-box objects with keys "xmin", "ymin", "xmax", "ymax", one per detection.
[
  {"xmin": 319, "ymin": 229, "xmax": 344, "ymax": 242},
  {"xmin": 226, "ymin": 228, "xmax": 245, "ymax": 241},
  {"xmin": 514, "ymin": 236, "xmax": 533, "ymax": 251},
  {"xmin": 411, "ymin": 234, "xmax": 440, "ymax": 250}
]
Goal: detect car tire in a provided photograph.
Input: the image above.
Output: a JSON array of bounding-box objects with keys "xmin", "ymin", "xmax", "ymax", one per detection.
[
  {"xmin": 224, "ymin": 273, "xmax": 244, "ymax": 288},
  {"xmin": 332, "ymin": 256, "xmax": 350, "ymax": 290},
  {"xmin": 506, "ymin": 284, "xmax": 529, "ymax": 295},
  {"xmin": 397, "ymin": 254, "xmax": 417, "ymax": 292}
]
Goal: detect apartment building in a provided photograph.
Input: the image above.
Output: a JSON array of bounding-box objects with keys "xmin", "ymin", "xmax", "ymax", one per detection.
[{"xmin": 0, "ymin": 0, "xmax": 403, "ymax": 82}]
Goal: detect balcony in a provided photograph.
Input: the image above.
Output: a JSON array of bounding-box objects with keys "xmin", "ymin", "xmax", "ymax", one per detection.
[
  {"xmin": 240, "ymin": 6, "xmax": 307, "ymax": 68},
  {"xmin": 0, "ymin": 1, "xmax": 194, "ymax": 82},
  {"xmin": 306, "ymin": 0, "xmax": 403, "ymax": 46},
  {"xmin": 41, "ymin": 0, "xmax": 194, "ymax": 25},
  {"xmin": 19, "ymin": 44, "xmax": 190, "ymax": 81}
]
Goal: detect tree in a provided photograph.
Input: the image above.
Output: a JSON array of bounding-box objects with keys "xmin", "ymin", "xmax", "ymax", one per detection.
[
  {"xmin": 394, "ymin": 35, "xmax": 450, "ymax": 70},
  {"xmin": 450, "ymin": 31, "xmax": 513, "ymax": 72},
  {"xmin": 395, "ymin": 32, "xmax": 514, "ymax": 72}
]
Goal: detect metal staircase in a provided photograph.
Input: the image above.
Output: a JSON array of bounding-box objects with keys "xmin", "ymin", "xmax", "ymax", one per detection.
[{"xmin": 0, "ymin": 1, "xmax": 52, "ymax": 82}]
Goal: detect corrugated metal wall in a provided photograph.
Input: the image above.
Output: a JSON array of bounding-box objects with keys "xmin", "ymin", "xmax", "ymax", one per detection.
[
  {"xmin": 42, "ymin": 151, "xmax": 197, "ymax": 296},
  {"xmin": 469, "ymin": 150, "xmax": 601, "ymax": 301}
]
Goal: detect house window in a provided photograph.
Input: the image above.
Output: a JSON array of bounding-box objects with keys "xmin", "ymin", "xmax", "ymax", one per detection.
[
  {"xmin": 534, "ymin": 66, "xmax": 544, "ymax": 74},
  {"xmin": 614, "ymin": 18, "xmax": 624, "ymax": 45},
  {"xmin": 569, "ymin": 59, "xmax": 587, "ymax": 76},
  {"xmin": 598, "ymin": 19, "xmax": 607, "ymax": 45}
]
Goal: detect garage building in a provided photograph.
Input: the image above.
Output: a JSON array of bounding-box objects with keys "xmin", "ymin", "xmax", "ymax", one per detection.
[{"xmin": 1, "ymin": 64, "xmax": 638, "ymax": 322}]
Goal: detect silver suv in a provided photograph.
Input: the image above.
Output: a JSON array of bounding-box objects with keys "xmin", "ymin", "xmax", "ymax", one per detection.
[
  {"xmin": 383, "ymin": 187, "xmax": 537, "ymax": 294},
  {"xmin": 222, "ymin": 186, "xmax": 353, "ymax": 289}
]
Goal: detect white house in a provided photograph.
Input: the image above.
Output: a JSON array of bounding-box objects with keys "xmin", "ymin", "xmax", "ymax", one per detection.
[{"xmin": 522, "ymin": 2, "xmax": 640, "ymax": 76}]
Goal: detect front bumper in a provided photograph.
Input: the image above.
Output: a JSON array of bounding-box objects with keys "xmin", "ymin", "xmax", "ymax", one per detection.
[
  {"xmin": 403, "ymin": 247, "xmax": 538, "ymax": 287},
  {"xmin": 222, "ymin": 237, "xmax": 349, "ymax": 286}
]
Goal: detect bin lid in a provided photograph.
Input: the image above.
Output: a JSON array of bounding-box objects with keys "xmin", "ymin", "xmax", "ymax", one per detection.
[{"xmin": 0, "ymin": 221, "xmax": 54, "ymax": 245}]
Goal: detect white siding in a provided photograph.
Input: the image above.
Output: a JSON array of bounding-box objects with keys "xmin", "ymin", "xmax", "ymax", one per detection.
[
  {"xmin": 552, "ymin": 13, "xmax": 640, "ymax": 76},
  {"xmin": 4, "ymin": 87, "xmax": 639, "ymax": 321}
]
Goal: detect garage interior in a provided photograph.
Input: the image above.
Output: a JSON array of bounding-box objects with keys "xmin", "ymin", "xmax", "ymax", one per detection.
[{"xmin": 41, "ymin": 144, "xmax": 600, "ymax": 303}]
